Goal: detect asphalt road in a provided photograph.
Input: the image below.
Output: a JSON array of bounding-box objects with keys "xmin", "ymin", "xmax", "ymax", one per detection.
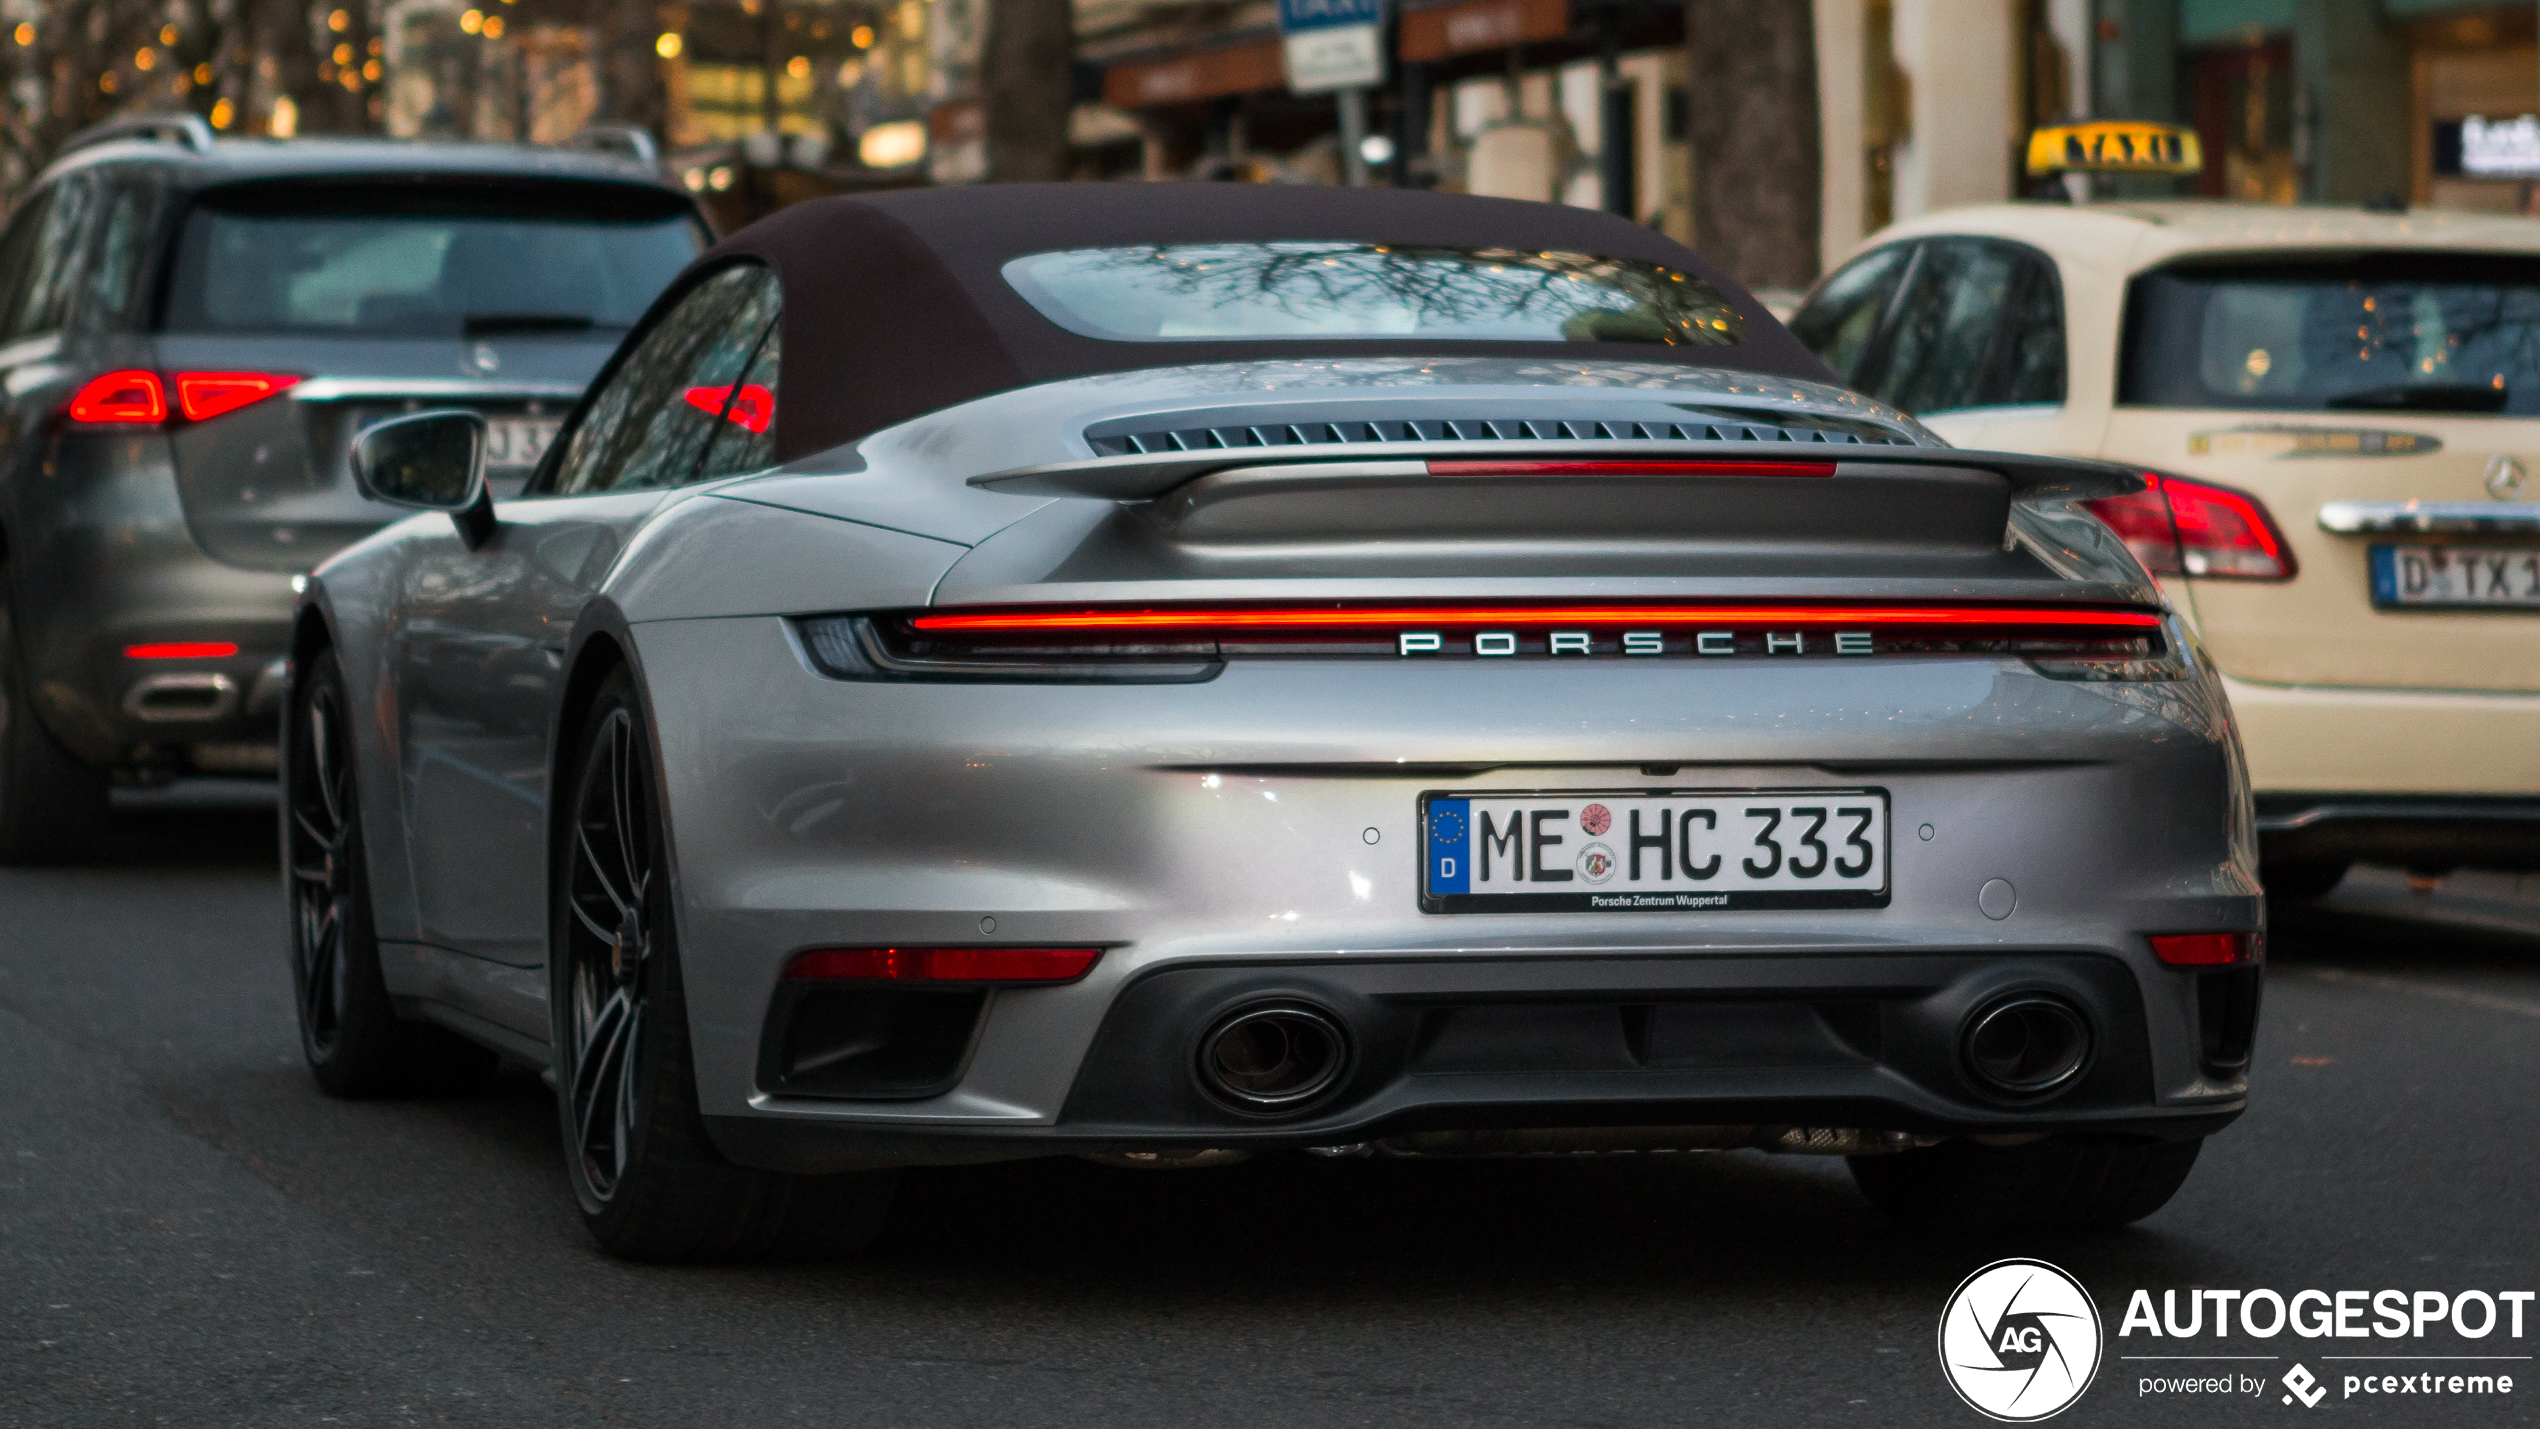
[{"xmin": 6, "ymin": 785, "xmax": 2539, "ymax": 1427}]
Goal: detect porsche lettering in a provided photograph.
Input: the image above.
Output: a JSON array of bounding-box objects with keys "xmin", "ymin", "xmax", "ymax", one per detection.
[{"xmin": 1395, "ymin": 629, "xmax": 1878, "ymax": 656}]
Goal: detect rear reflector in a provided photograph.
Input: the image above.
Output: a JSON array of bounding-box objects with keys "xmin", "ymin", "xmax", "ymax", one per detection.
[
  {"xmin": 125, "ymin": 641, "xmax": 239, "ymax": 659},
  {"xmin": 174, "ymin": 371, "xmax": 301, "ymax": 423},
  {"xmin": 66, "ymin": 371, "xmax": 168, "ymax": 426},
  {"xmin": 2151, "ymin": 932, "xmax": 2260, "ymax": 967},
  {"xmin": 2085, "ymin": 471, "xmax": 2296, "ymax": 580},
  {"xmin": 781, "ymin": 946, "xmax": 1103, "ymax": 983},
  {"xmin": 908, "ymin": 603, "xmax": 2166, "ymax": 635},
  {"xmin": 1425, "ymin": 459, "xmax": 1836, "ymax": 478}
]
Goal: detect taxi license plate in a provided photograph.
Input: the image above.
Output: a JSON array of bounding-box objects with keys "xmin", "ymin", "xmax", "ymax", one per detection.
[
  {"xmin": 2370, "ymin": 544, "xmax": 2540, "ymax": 610},
  {"xmin": 483, "ymin": 416, "xmax": 561, "ymax": 470},
  {"xmin": 1420, "ymin": 790, "xmax": 1890, "ymax": 913}
]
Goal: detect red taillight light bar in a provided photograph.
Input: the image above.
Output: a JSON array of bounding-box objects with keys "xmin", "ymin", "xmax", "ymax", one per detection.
[
  {"xmin": 781, "ymin": 947, "xmax": 1103, "ymax": 983},
  {"xmin": 66, "ymin": 370, "xmax": 168, "ymax": 425},
  {"xmin": 908, "ymin": 603, "xmax": 2166, "ymax": 636},
  {"xmin": 1426, "ymin": 459, "xmax": 1836, "ymax": 478},
  {"xmin": 175, "ymin": 371, "xmax": 301, "ymax": 423},
  {"xmin": 2085, "ymin": 471, "xmax": 2296, "ymax": 581},
  {"xmin": 125, "ymin": 641, "xmax": 240, "ymax": 659},
  {"xmin": 2150, "ymin": 932, "xmax": 2262, "ymax": 967},
  {"xmin": 65, "ymin": 370, "xmax": 302, "ymax": 429}
]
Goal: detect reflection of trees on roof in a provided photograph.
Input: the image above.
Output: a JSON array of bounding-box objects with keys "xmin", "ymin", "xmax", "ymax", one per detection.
[{"xmin": 1067, "ymin": 243, "xmax": 1744, "ymax": 346}]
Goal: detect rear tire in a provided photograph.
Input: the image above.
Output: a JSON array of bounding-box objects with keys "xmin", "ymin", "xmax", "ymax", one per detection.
[
  {"xmin": 286, "ymin": 646, "xmax": 500, "ymax": 1098},
  {"xmin": 2262, "ymin": 859, "xmax": 2350, "ymax": 902},
  {"xmin": 1847, "ymin": 1136, "xmax": 2203, "ymax": 1232},
  {"xmin": 553, "ymin": 668, "xmax": 895, "ymax": 1263},
  {"xmin": 0, "ymin": 573, "xmax": 109, "ymax": 862}
]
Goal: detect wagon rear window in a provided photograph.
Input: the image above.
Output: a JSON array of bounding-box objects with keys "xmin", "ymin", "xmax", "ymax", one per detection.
[
  {"xmin": 162, "ymin": 181, "xmax": 704, "ymax": 337},
  {"xmin": 1002, "ymin": 242, "xmax": 1746, "ymax": 347}
]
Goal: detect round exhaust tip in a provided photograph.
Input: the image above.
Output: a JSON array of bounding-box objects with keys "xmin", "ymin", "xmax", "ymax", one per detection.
[
  {"xmin": 1963, "ymin": 996, "xmax": 2092, "ymax": 1096},
  {"xmin": 1197, "ymin": 1003, "xmax": 1348, "ymax": 1111}
]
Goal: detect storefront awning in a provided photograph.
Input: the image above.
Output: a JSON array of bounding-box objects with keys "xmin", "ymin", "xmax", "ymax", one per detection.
[
  {"xmin": 1102, "ymin": 38, "xmax": 1287, "ymax": 109},
  {"xmin": 1398, "ymin": 0, "xmax": 1571, "ymax": 63}
]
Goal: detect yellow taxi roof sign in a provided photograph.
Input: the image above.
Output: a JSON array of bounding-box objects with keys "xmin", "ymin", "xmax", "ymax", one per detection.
[{"xmin": 2026, "ymin": 121, "xmax": 2203, "ymax": 176}]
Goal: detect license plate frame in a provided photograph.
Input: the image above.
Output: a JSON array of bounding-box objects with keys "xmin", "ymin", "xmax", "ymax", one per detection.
[
  {"xmin": 483, "ymin": 415, "xmax": 562, "ymax": 472},
  {"xmin": 1419, "ymin": 788, "xmax": 1892, "ymax": 914},
  {"xmin": 2369, "ymin": 543, "xmax": 2540, "ymax": 611}
]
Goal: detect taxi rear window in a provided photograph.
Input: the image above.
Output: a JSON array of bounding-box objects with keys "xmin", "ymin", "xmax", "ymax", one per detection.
[
  {"xmin": 2119, "ymin": 254, "xmax": 2540, "ymax": 415},
  {"xmin": 1002, "ymin": 242, "xmax": 1745, "ymax": 347}
]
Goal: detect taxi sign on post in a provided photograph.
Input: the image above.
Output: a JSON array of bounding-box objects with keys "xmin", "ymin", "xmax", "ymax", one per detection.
[{"xmin": 2025, "ymin": 120, "xmax": 2203, "ymax": 176}]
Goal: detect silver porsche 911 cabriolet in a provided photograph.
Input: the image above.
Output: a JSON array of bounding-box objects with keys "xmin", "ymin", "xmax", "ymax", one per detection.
[{"xmin": 286, "ymin": 184, "xmax": 2260, "ymax": 1261}]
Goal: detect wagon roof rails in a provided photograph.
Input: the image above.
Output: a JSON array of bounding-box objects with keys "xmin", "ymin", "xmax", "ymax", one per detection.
[
  {"xmin": 60, "ymin": 112, "xmax": 216, "ymax": 159},
  {"xmin": 567, "ymin": 124, "xmax": 659, "ymax": 167}
]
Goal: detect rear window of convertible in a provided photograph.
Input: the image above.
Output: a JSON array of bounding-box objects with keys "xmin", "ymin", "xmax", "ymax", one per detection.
[{"xmin": 1001, "ymin": 242, "xmax": 1746, "ymax": 346}]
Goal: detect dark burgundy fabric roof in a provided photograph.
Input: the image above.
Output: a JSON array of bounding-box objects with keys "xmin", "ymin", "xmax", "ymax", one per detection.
[{"xmin": 695, "ymin": 182, "xmax": 1838, "ymax": 463}]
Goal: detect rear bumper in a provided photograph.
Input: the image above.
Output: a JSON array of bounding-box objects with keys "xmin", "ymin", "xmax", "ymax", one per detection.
[
  {"xmin": 2225, "ymin": 673, "xmax": 2540, "ymax": 797},
  {"xmin": 2256, "ymin": 793, "xmax": 2540, "ymax": 873},
  {"xmin": 15, "ymin": 432, "xmax": 300, "ymax": 769},
  {"xmin": 705, "ymin": 950, "xmax": 2251, "ymax": 1174},
  {"xmin": 634, "ymin": 615, "xmax": 2262, "ymax": 1176},
  {"xmin": 2224, "ymin": 674, "xmax": 2540, "ymax": 871}
]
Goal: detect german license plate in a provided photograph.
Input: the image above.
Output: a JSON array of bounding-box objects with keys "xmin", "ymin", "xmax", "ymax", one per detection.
[
  {"xmin": 483, "ymin": 416, "xmax": 561, "ymax": 470},
  {"xmin": 2370, "ymin": 543, "xmax": 2540, "ymax": 609},
  {"xmin": 1420, "ymin": 790, "xmax": 1890, "ymax": 913}
]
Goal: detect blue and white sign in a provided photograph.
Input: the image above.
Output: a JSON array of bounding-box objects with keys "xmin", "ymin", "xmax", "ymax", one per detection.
[
  {"xmin": 1280, "ymin": 0, "xmax": 1385, "ymax": 93},
  {"xmin": 1278, "ymin": 0, "xmax": 1385, "ymax": 32}
]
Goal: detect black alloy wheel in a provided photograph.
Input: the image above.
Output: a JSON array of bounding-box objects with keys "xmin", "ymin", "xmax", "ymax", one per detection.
[
  {"xmin": 561, "ymin": 699, "xmax": 656, "ymax": 1203},
  {"xmin": 0, "ymin": 565, "xmax": 109, "ymax": 862},
  {"xmin": 552, "ymin": 667, "xmax": 895, "ymax": 1262},
  {"xmin": 289, "ymin": 664, "xmax": 357, "ymax": 1062},
  {"xmin": 286, "ymin": 646, "xmax": 498, "ymax": 1097}
]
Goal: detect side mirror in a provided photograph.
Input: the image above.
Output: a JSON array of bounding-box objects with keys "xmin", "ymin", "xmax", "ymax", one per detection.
[{"xmin": 351, "ymin": 410, "xmax": 494, "ymax": 548}]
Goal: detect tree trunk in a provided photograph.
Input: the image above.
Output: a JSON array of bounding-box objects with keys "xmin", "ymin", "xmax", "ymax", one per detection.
[
  {"xmin": 982, "ymin": 0, "xmax": 1072, "ymax": 182},
  {"xmin": 1684, "ymin": 0, "xmax": 1821, "ymax": 292},
  {"xmin": 593, "ymin": 0, "xmax": 666, "ymax": 138}
]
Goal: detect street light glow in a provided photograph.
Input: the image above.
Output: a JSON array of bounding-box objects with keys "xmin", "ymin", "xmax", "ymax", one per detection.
[
  {"xmin": 655, "ymin": 31, "xmax": 683, "ymax": 58},
  {"xmin": 858, "ymin": 119, "xmax": 926, "ymax": 169}
]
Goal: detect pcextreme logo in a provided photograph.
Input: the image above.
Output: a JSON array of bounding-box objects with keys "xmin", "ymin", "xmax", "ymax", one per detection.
[{"xmin": 1939, "ymin": 1259, "xmax": 2104, "ymax": 1421}]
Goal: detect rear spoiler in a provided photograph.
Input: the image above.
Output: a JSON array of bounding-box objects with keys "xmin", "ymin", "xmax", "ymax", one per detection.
[{"xmin": 968, "ymin": 441, "xmax": 2147, "ymax": 503}]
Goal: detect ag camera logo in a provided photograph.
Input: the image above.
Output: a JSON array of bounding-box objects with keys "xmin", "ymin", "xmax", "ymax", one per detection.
[{"xmin": 1940, "ymin": 1259, "xmax": 2103, "ymax": 1420}]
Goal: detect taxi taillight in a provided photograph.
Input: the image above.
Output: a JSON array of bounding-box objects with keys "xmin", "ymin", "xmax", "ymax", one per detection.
[{"xmin": 2085, "ymin": 471, "xmax": 2296, "ymax": 581}]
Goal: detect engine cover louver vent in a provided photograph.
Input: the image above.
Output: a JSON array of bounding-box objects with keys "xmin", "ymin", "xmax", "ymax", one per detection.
[{"xmin": 1085, "ymin": 415, "xmax": 1915, "ymax": 458}]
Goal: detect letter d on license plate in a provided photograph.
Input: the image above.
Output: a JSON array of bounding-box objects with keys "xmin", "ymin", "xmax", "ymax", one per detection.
[{"xmin": 1420, "ymin": 789, "xmax": 1890, "ymax": 913}]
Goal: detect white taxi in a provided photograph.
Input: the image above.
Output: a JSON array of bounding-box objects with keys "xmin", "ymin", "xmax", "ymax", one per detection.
[{"xmin": 1791, "ymin": 142, "xmax": 2540, "ymax": 898}]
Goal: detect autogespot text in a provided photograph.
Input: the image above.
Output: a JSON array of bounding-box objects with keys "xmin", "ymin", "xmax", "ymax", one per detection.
[{"xmin": 2123, "ymin": 1288, "xmax": 2529, "ymax": 1402}]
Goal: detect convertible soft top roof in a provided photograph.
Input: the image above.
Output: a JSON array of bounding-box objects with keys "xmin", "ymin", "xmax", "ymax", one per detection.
[{"xmin": 699, "ymin": 183, "xmax": 1839, "ymax": 464}]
